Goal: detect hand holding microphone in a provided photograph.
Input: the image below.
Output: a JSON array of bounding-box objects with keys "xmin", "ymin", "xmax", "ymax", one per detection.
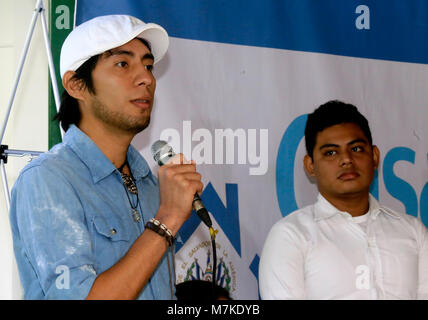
[
  {"xmin": 151, "ymin": 140, "xmax": 213, "ymax": 234},
  {"xmin": 152, "ymin": 141, "xmax": 218, "ymax": 288}
]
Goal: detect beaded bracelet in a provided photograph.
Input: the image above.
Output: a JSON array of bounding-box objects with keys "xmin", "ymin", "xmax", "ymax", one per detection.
[{"xmin": 145, "ymin": 218, "xmax": 174, "ymax": 247}]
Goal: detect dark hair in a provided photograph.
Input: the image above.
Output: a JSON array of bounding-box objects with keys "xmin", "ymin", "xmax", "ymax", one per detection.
[
  {"xmin": 304, "ymin": 100, "xmax": 373, "ymax": 159},
  {"xmin": 175, "ymin": 280, "xmax": 232, "ymax": 301},
  {"xmin": 53, "ymin": 38, "xmax": 152, "ymax": 132},
  {"xmin": 54, "ymin": 54, "xmax": 100, "ymax": 132}
]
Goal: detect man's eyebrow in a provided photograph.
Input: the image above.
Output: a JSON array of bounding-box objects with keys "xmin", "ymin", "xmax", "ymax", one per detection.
[
  {"xmin": 319, "ymin": 143, "xmax": 339, "ymax": 150},
  {"xmin": 319, "ymin": 139, "xmax": 368, "ymax": 150},
  {"xmin": 104, "ymin": 49, "xmax": 154, "ymax": 61},
  {"xmin": 348, "ymin": 138, "xmax": 368, "ymax": 145},
  {"xmin": 142, "ymin": 53, "xmax": 155, "ymax": 61}
]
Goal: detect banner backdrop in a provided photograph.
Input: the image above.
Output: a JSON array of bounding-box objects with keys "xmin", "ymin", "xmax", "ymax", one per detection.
[{"xmin": 49, "ymin": 0, "xmax": 428, "ymax": 299}]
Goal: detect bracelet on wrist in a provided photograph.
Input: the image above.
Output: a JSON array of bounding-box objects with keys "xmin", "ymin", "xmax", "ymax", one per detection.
[{"xmin": 145, "ymin": 218, "xmax": 174, "ymax": 247}]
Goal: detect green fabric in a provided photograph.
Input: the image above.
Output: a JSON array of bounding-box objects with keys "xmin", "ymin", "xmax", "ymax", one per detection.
[{"xmin": 48, "ymin": 0, "xmax": 75, "ymax": 148}]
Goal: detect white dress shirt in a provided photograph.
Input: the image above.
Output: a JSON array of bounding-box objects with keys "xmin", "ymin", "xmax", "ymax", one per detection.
[{"xmin": 259, "ymin": 194, "xmax": 428, "ymax": 299}]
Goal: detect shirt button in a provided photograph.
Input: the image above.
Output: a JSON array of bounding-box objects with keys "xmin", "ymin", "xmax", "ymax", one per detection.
[{"xmin": 110, "ymin": 228, "xmax": 117, "ymax": 235}]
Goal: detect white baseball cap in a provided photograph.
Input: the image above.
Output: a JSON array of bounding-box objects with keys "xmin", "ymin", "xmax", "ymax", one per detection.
[{"xmin": 60, "ymin": 15, "xmax": 169, "ymax": 78}]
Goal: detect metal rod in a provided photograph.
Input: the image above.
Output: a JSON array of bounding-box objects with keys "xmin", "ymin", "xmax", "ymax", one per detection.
[
  {"xmin": 0, "ymin": 0, "xmax": 55, "ymax": 211},
  {"xmin": 39, "ymin": 2, "xmax": 61, "ymax": 114},
  {"xmin": 1, "ymin": 159, "xmax": 10, "ymax": 211},
  {"xmin": 0, "ymin": 147, "xmax": 43, "ymax": 211},
  {"xmin": 40, "ymin": 1, "xmax": 64, "ymax": 139},
  {"xmin": 0, "ymin": 0, "xmax": 42, "ymax": 145},
  {"xmin": 4, "ymin": 149, "xmax": 44, "ymax": 158}
]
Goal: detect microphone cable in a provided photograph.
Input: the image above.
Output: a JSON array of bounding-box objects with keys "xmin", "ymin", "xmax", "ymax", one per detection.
[{"xmin": 209, "ymin": 226, "xmax": 218, "ymax": 294}]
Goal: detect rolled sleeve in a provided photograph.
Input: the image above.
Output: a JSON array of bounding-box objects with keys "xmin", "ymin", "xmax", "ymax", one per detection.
[{"xmin": 10, "ymin": 164, "xmax": 97, "ymax": 299}]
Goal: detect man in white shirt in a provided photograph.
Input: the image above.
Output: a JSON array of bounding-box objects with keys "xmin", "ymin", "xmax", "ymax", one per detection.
[{"xmin": 259, "ymin": 100, "xmax": 428, "ymax": 299}]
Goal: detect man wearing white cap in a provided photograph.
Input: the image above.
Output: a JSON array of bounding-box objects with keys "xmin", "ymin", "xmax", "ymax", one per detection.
[{"xmin": 9, "ymin": 15, "xmax": 202, "ymax": 300}]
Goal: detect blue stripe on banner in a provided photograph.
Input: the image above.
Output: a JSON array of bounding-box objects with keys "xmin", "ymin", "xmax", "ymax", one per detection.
[{"xmin": 76, "ymin": 0, "xmax": 428, "ymax": 64}]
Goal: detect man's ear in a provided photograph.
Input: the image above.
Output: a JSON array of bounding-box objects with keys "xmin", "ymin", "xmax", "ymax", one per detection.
[
  {"xmin": 372, "ymin": 145, "xmax": 380, "ymax": 170},
  {"xmin": 62, "ymin": 71, "xmax": 86, "ymax": 101},
  {"xmin": 303, "ymin": 154, "xmax": 315, "ymax": 177}
]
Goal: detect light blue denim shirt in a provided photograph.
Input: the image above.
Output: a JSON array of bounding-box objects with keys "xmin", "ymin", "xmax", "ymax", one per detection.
[{"xmin": 9, "ymin": 125, "xmax": 172, "ymax": 299}]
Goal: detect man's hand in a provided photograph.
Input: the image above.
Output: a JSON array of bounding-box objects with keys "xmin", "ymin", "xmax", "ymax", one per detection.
[{"xmin": 156, "ymin": 154, "xmax": 203, "ymax": 235}]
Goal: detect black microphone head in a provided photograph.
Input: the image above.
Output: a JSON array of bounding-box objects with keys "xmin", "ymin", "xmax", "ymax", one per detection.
[{"xmin": 151, "ymin": 140, "xmax": 176, "ymax": 166}]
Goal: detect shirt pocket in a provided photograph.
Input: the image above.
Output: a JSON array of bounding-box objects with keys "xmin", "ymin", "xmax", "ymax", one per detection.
[{"xmin": 92, "ymin": 214, "xmax": 131, "ymax": 272}]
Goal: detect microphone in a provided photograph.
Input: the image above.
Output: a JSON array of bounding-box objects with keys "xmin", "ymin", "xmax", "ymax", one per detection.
[{"xmin": 151, "ymin": 140, "xmax": 213, "ymax": 228}]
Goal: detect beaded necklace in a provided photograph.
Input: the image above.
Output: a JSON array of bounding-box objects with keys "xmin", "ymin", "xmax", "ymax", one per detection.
[{"xmin": 118, "ymin": 159, "xmax": 141, "ymax": 223}]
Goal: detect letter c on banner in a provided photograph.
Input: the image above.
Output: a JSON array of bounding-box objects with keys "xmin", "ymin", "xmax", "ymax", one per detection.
[{"xmin": 276, "ymin": 114, "xmax": 307, "ymax": 217}]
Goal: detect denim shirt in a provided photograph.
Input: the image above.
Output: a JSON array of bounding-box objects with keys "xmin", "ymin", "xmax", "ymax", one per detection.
[{"xmin": 9, "ymin": 125, "xmax": 172, "ymax": 299}]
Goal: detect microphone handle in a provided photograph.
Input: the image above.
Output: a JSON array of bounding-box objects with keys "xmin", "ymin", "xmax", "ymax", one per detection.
[{"xmin": 192, "ymin": 193, "xmax": 213, "ymax": 228}]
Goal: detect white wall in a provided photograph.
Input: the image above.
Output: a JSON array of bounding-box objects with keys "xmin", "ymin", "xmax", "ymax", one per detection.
[{"xmin": 0, "ymin": 0, "xmax": 49, "ymax": 299}]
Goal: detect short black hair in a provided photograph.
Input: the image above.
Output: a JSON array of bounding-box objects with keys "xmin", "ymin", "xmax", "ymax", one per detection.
[
  {"xmin": 175, "ymin": 280, "xmax": 232, "ymax": 301},
  {"xmin": 53, "ymin": 38, "xmax": 152, "ymax": 132},
  {"xmin": 304, "ymin": 100, "xmax": 373, "ymax": 159}
]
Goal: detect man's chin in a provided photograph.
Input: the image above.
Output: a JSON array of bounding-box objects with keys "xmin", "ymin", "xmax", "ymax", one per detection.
[
  {"xmin": 125, "ymin": 117, "xmax": 151, "ymax": 135},
  {"xmin": 321, "ymin": 183, "xmax": 370, "ymax": 199},
  {"xmin": 337, "ymin": 187, "xmax": 371, "ymax": 198}
]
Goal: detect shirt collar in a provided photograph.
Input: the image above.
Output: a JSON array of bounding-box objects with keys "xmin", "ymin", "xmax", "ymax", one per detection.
[
  {"xmin": 314, "ymin": 193, "xmax": 400, "ymax": 221},
  {"xmin": 64, "ymin": 125, "xmax": 150, "ymax": 183},
  {"xmin": 367, "ymin": 195, "xmax": 401, "ymax": 220},
  {"xmin": 126, "ymin": 143, "xmax": 150, "ymax": 180},
  {"xmin": 314, "ymin": 194, "xmax": 341, "ymax": 221}
]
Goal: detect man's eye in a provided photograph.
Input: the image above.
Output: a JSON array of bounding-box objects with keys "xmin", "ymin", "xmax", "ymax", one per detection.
[
  {"xmin": 325, "ymin": 150, "xmax": 336, "ymax": 156},
  {"xmin": 145, "ymin": 64, "xmax": 154, "ymax": 72},
  {"xmin": 115, "ymin": 61, "xmax": 128, "ymax": 68},
  {"xmin": 352, "ymin": 146, "xmax": 363, "ymax": 152}
]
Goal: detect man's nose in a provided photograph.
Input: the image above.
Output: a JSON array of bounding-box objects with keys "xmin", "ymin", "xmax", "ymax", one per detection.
[
  {"xmin": 134, "ymin": 65, "xmax": 155, "ymax": 87},
  {"xmin": 340, "ymin": 150, "xmax": 353, "ymax": 167}
]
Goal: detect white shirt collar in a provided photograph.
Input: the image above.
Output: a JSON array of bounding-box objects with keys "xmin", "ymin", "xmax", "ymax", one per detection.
[{"xmin": 314, "ymin": 193, "xmax": 400, "ymax": 221}]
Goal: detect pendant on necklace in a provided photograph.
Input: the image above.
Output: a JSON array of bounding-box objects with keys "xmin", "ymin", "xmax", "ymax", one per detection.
[
  {"xmin": 132, "ymin": 208, "xmax": 141, "ymax": 223},
  {"xmin": 121, "ymin": 174, "xmax": 138, "ymax": 194}
]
